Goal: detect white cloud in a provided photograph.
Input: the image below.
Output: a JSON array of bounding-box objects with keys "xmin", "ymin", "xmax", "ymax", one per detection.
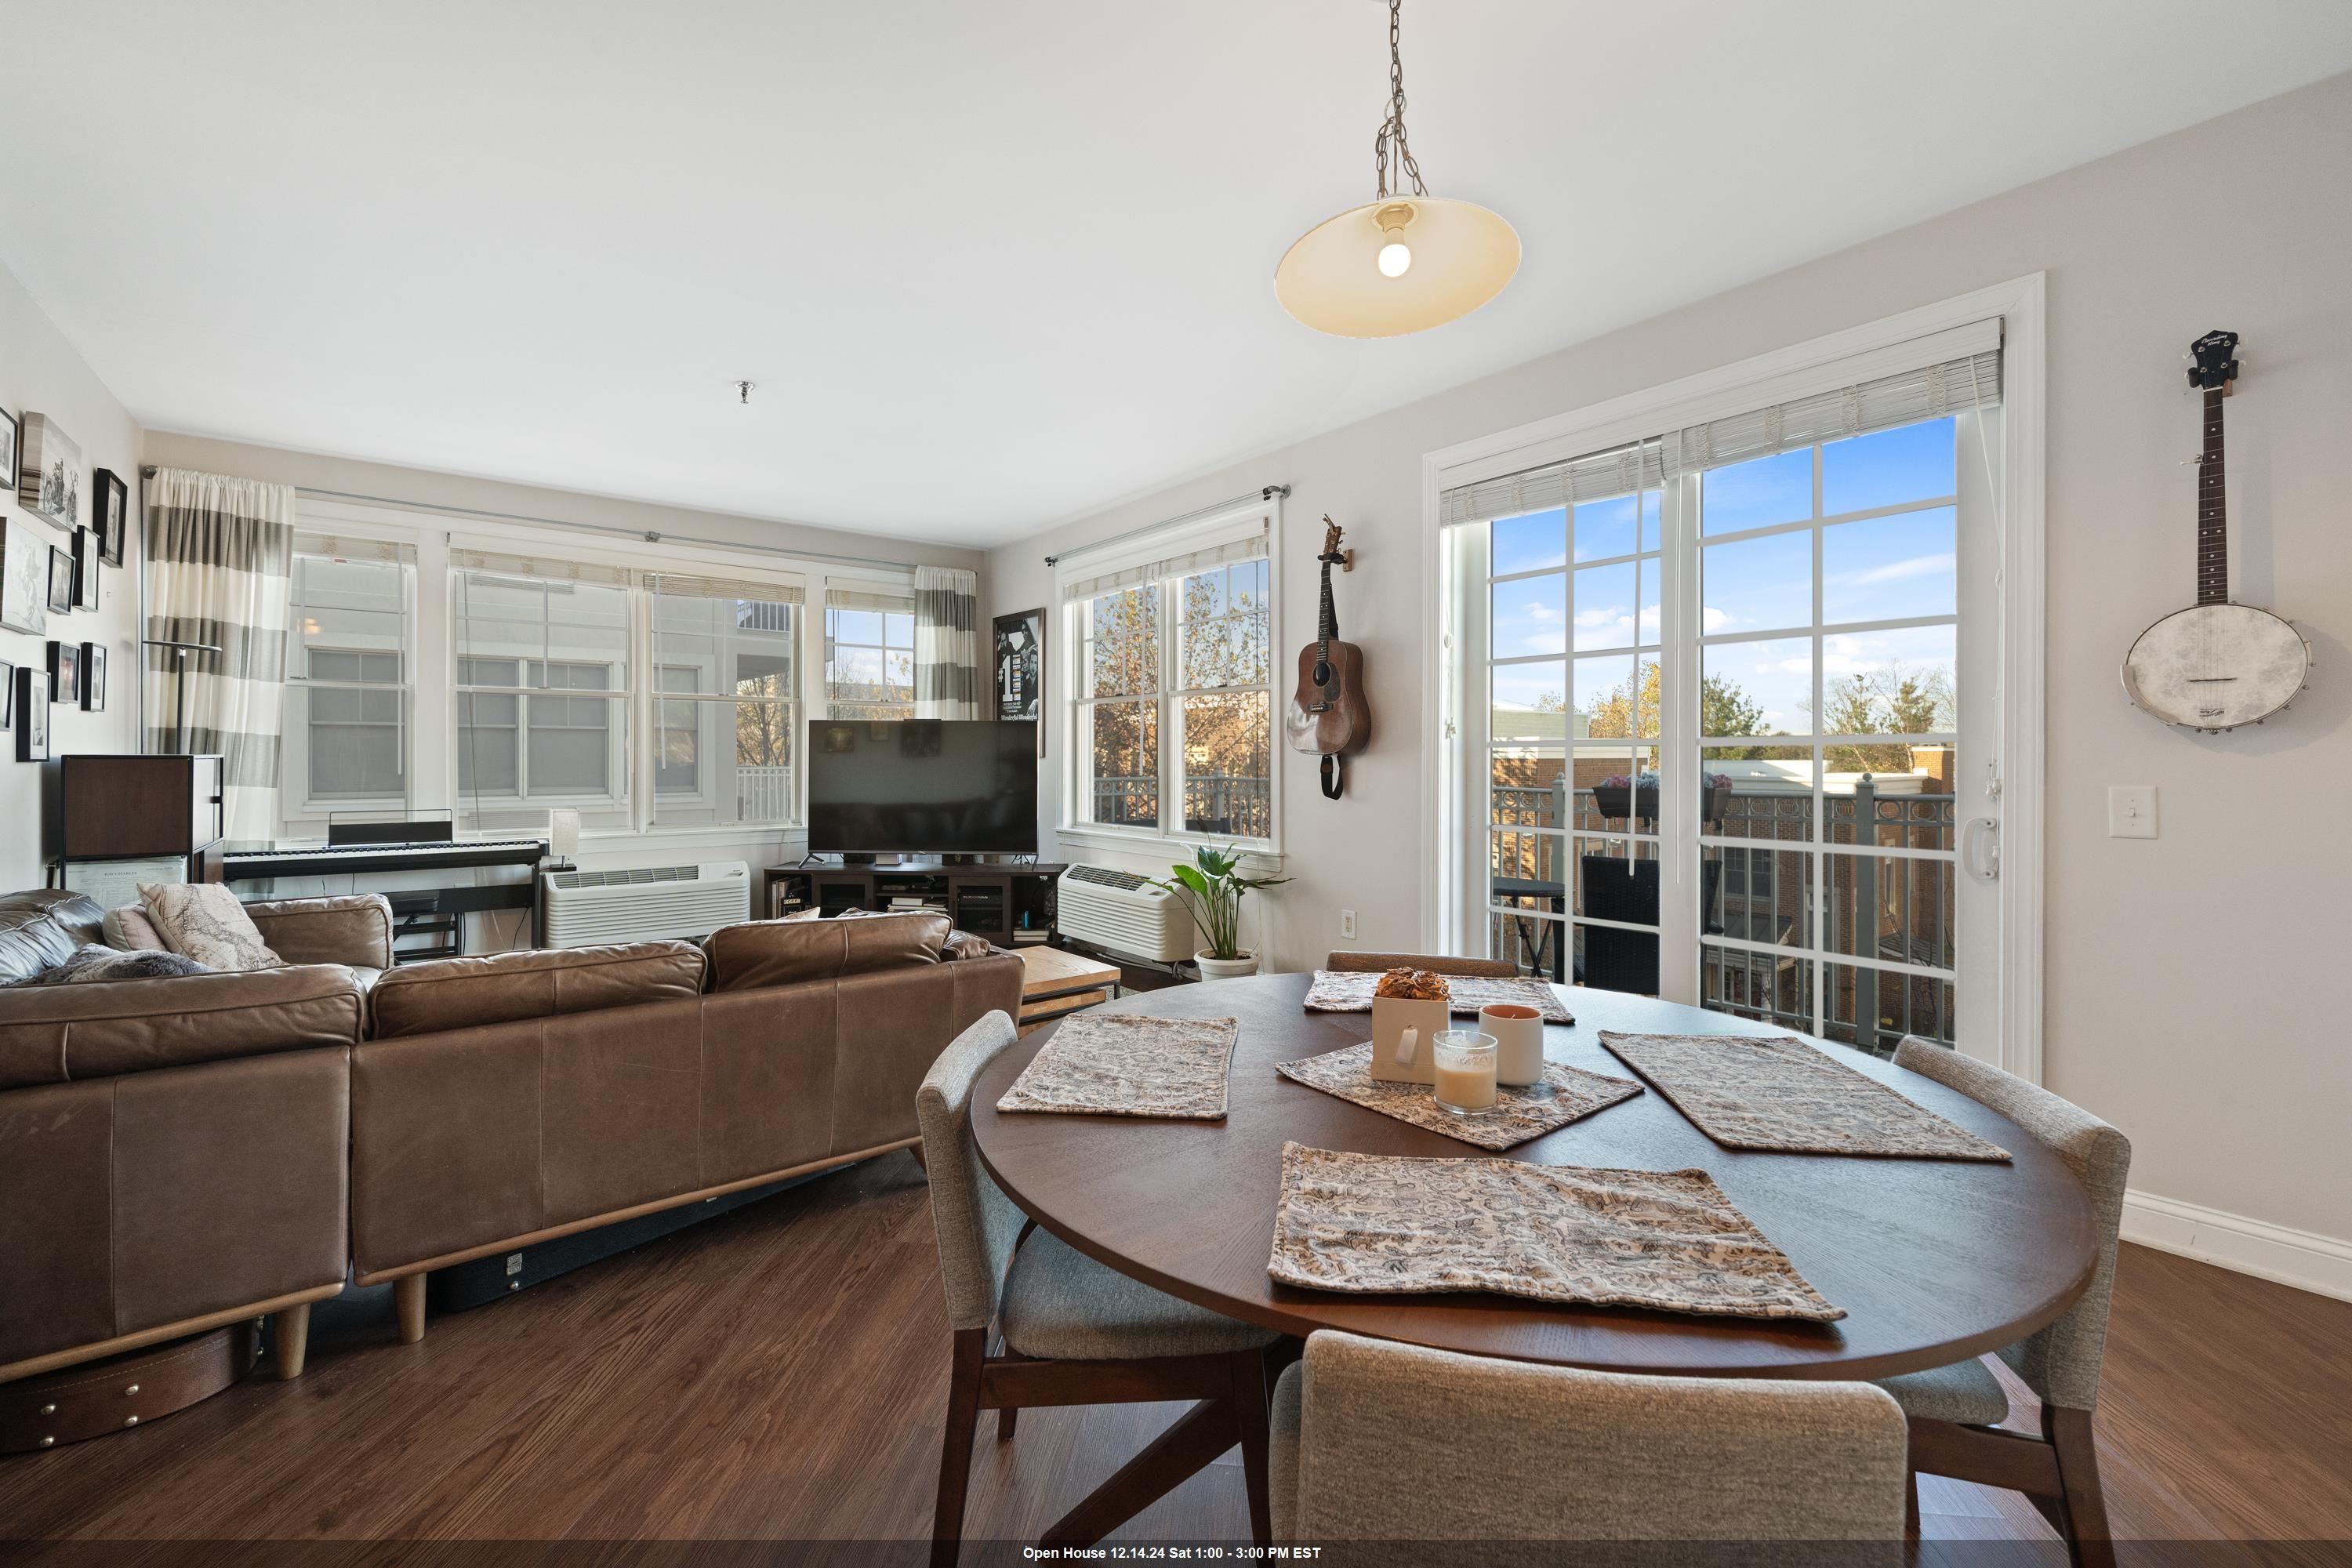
[{"xmin": 1828, "ymin": 552, "xmax": 1954, "ymax": 589}]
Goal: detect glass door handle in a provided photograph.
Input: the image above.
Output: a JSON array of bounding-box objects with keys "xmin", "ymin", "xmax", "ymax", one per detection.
[{"xmin": 1962, "ymin": 816, "xmax": 2001, "ymax": 884}]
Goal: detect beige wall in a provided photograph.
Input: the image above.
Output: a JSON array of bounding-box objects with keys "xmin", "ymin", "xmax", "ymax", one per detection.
[
  {"xmin": 991, "ymin": 73, "xmax": 2352, "ymax": 1261},
  {"xmin": 1, "ymin": 265, "xmax": 143, "ymax": 889}
]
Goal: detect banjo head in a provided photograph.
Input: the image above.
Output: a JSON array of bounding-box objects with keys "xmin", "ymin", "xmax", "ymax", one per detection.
[{"xmin": 2123, "ymin": 603, "xmax": 2309, "ymax": 731}]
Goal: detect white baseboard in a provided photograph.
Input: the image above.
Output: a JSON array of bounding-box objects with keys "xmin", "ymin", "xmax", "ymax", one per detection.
[{"xmin": 2122, "ymin": 1189, "xmax": 2352, "ymax": 1303}]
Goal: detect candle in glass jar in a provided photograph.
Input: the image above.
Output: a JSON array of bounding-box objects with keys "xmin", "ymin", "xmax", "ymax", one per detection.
[{"xmin": 1431, "ymin": 1029, "xmax": 1498, "ymax": 1115}]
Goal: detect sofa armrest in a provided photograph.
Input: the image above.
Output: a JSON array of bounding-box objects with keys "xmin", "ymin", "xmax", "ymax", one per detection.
[
  {"xmin": 0, "ymin": 966, "xmax": 366, "ymax": 1091},
  {"xmin": 243, "ymin": 894, "xmax": 396, "ymax": 969}
]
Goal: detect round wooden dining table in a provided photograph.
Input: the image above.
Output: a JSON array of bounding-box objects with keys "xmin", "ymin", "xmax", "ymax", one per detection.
[{"xmin": 972, "ymin": 971, "xmax": 2098, "ymax": 1381}]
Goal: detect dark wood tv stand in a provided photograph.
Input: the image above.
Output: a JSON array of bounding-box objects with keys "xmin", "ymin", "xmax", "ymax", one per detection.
[{"xmin": 760, "ymin": 860, "xmax": 1065, "ymax": 948}]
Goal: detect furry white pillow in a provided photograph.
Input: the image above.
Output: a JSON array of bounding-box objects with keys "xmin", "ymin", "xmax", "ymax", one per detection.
[
  {"xmin": 138, "ymin": 883, "xmax": 285, "ymax": 972},
  {"xmin": 102, "ymin": 904, "xmax": 169, "ymax": 951}
]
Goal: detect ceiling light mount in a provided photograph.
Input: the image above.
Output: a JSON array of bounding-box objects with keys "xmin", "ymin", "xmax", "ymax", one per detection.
[
  {"xmin": 1275, "ymin": 0, "xmax": 1519, "ymax": 338},
  {"xmin": 735, "ymin": 380, "xmax": 756, "ymax": 405}
]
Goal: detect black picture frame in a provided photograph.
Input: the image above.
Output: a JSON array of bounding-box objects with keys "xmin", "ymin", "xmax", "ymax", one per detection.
[
  {"xmin": 0, "ymin": 659, "xmax": 13, "ymax": 728},
  {"xmin": 80, "ymin": 641, "xmax": 106, "ymax": 712},
  {"xmin": 71, "ymin": 527, "xmax": 100, "ymax": 611},
  {"xmin": 47, "ymin": 639, "xmax": 81, "ymax": 706},
  {"xmin": 45, "ymin": 544, "xmax": 74, "ymax": 615},
  {"xmin": 93, "ymin": 468, "xmax": 129, "ymax": 567},
  {"xmin": 0, "ymin": 408, "xmax": 16, "ymax": 508},
  {"xmin": 993, "ymin": 607, "xmax": 1046, "ymax": 756},
  {"xmin": 16, "ymin": 668, "xmax": 49, "ymax": 761}
]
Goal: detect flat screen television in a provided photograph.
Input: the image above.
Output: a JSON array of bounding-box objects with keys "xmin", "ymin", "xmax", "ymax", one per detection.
[{"xmin": 806, "ymin": 718, "xmax": 1039, "ymax": 856}]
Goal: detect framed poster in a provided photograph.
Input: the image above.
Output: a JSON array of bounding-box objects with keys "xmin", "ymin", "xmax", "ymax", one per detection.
[
  {"xmin": 45, "ymin": 544, "xmax": 74, "ymax": 615},
  {"xmin": 0, "ymin": 515, "xmax": 44, "ymax": 635},
  {"xmin": 93, "ymin": 468, "xmax": 129, "ymax": 567},
  {"xmin": 0, "ymin": 408, "xmax": 16, "ymax": 506},
  {"xmin": 18, "ymin": 412, "xmax": 82, "ymax": 530},
  {"xmin": 80, "ymin": 641, "xmax": 106, "ymax": 712},
  {"xmin": 0, "ymin": 659, "xmax": 12, "ymax": 728},
  {"xmin": 993, "ymin": 607, "xmax": 1044, "ymax": 754},
  {"xmin": 15, "ymin": 667, "xmax": 47, "ymax": 761},
  {"xmin": 47, "ymin": 639, "xmax": 81, "ymax": 706},
  {"xmin": 71, "ymin": 526, "xmax": 100, "ymax": 610}
]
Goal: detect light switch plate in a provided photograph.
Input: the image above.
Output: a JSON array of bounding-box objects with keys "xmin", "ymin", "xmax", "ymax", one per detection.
[{"xmin": 2107, "ymin": 785, "xmax": 2158, "ymax": 839}]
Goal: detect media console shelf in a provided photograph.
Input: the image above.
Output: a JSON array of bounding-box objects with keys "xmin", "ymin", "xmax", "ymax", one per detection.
[{"xmin": 760, "ymin": 861, "xmax": 1066, "ymax": 947}]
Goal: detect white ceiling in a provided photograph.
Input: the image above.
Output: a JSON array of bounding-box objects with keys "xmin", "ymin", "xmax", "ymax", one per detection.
[{"xmin": 6, "ymin": 2, "xmax": 2350, "ymax": 547}]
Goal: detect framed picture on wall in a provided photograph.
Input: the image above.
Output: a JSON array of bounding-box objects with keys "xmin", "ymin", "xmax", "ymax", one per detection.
[
  {"xmin": 0, "ymin": 659, "xmax": 13, "ymax": 728},
  {"xmin": 80, "ymin": 641, "xmax": 106, "ymax": 712},
  {"xmin": 17, "ymin": 412, "xmax": 82, "ymax": 531},
  {"xmin": 45, "ymin": 544, "xmax": 74, "ymax": 615},
  {"xmin": 93, "ymin": 468, "xmax": 129, "ymax": 567},
  {"xmin": 47, "ymin": 639, "xmax": 82, "ymax": 706},
  {"xmin": 0, "ymin": 515, "xmax": 45, "ymax": 635},
  {"xmin": 71, "ymin": 527, "xmax": 100, "ymax": 610},
  {"xmin": 16, "ymin": 667, "xmax": 48, "ymax": 761},
  {"xmin": 993, "ymin": 606, "xmax": 1045, "ymax": 755},
  {"xmin": 0, "ymin": 408, "xmax": 16, "ymax": 504}
]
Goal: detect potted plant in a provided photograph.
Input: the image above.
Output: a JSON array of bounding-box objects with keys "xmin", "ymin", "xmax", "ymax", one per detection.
[{"xmin": 1152, "ymin": 844, "xmax": 1289, "ymax": 981}]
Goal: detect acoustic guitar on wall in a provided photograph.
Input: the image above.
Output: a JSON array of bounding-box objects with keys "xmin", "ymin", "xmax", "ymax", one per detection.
[{"xmin": 1284, "ymin": 516, "xmax": 1371, "ymax": 799}]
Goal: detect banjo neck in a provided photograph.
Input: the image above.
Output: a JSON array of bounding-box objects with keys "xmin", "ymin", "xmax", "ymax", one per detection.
[{"xmin": 2196, "ymin": 383, "xmax": 2229, "ymax": 606}]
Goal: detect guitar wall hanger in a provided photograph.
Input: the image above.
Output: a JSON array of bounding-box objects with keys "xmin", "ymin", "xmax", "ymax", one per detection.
[{"xmin": 1284, "ymin": 515, "xmax": 1372, "ymax": 799}]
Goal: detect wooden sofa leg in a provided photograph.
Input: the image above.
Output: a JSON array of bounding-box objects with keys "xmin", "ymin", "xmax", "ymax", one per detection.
[
  {"xmin": 2045, "ymin": 1405, "xmax": 2113, "ymax": 1568},
  {"xmin": 271, "ymin": 1304, "xmax": 312, "ymax": 1380},
  {"xmin": 394, "ymin": 1274, "xmax": 427, "ymax": 1345}
]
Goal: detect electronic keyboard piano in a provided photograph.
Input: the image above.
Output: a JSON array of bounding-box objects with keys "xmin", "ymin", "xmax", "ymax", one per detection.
[{"xmin": 222, "ymin": 836, "xmax": 555, "ymax": 960}]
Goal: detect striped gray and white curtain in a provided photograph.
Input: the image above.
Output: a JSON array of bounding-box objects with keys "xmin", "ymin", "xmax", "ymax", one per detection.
[
  {"xmin": 142, "ymin": 467, "xmax": 296, "ymax": 840},
  {"xmin": 913, "ymin": 564, "xmax": 981, "ymax": 719}
]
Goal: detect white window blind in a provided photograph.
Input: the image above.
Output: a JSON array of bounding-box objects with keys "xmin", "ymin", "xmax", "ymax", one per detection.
[
  {"xmin": 823, "ymin": 584, "xmax": 913, "ymax": 613},
  {"xmin": 292, "ymin": 531, "xmax": 415, "ymax": 564},
  {"xmin": 1059, "ymin": 518, "xmax": 1271, "ymax": 604},
  {"xmin": 644, "ymin": 570, "xmax": 804, "ymax": 605},
  {"xmin": 1441, "ymin": 321, "xmax": 2002, "ymax": 526},
  {"xmin": 451, "ymin": 546, "xmax": 633, "ymax": 586}
]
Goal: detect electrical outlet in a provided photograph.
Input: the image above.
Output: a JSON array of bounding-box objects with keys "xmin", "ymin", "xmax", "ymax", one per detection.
[
  {"xmin": 1340, "ymin": 909, "xmax": 1358, "ymax": 940},
  {"xmin": 2107, "ymin": 785, "xmax": 2158, "ymax": 840}
]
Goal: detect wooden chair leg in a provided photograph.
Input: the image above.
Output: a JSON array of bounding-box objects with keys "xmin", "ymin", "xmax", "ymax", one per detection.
[
  {"xmin": 997, "ymin": 1403, "xmax": 1018, "ymax": 1443},
  {"xmin": 2045, "ymin": 1405, "xmax": 2113, "ymax": 1568},
  {"xmin": 270, "ymin": 1304, "xmax": 311, "ymax": 1381},
  {"xmin": 932, "ymin": 1327, "xmax": 986, "ymax": 1568},
  {"xmin": 909, "ymin": 1141, "xmax": 928, "ymax": 1174},
  {"xmin": 1904, "ymin": 1461, "xmax": 1920, "ymax": 1537},
  {"xmin": 1230, "ymin": 1348, "xmax": 1273, "ymax": 1548},
  {"xmin": 394, "ymin": 1273, "xmax": 427, "ymax": 1345}
]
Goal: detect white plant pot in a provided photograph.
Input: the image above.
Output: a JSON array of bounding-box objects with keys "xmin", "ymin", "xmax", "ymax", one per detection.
[{"xmin": 1194, "ymin": 949, "xmax": 1261, "ymax": 981}]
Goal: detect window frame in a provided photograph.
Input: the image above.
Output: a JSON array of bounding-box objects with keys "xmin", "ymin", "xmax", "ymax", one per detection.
[
  {"xmin": 1056, "ymin": 499, "xmax": 1283, "ymax": 855},
  {"xmin": 283, "ymin": 549, "xmax": 416, "ymax": 822}
]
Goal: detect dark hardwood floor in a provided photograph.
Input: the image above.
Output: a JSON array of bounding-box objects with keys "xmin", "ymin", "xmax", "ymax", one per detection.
[{"xmin": 2, "ymin": 1152, "xmax": 2347, "ymax": 1559}]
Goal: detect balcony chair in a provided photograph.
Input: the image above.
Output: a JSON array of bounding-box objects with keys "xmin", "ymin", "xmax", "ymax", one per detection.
[
  {"xmin": 1874, "ymin": 1036, "xmax": 2132, "ymax": 1567},
  {"xmin": 915, "ymin": 1011, "xmax": 1279, "ymax": 1566}
]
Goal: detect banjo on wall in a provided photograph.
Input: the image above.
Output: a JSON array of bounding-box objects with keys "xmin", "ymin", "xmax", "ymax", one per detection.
[{"xmin": 2122, "ymin": 330, "xmax": 2311, "ymax": 732}]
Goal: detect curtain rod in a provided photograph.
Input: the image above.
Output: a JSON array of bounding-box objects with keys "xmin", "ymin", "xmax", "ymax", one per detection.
[
  {"xmin": 137, "ymin": 468, "xmax": 940, "ymax": 574},
  {"xmin": 1044, "ymin": 485, "xmax": 1290, "ymax": 568}
]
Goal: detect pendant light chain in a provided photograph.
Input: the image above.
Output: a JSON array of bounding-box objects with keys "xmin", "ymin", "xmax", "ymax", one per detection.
[{"xmin": 1373, "ymin": 0, "xmax": 1427, "ymax": 201}]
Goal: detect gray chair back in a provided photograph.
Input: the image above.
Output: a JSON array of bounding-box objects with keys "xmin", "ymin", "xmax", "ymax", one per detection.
[
  {"xmin": 1894, "ymin": 1036, "xmax": 2131, "ymax": 1411},
  {"xmin": 914, "ymin": 1010, "xmax": 1028, "ymax": 1333},
  {"xmin": 1281, "ymin": 1330, "xmax": 1907, "ymax": 1543},
  {"xmin": 1323, "ymin": 950, "xmax": 1518, "ymax": 978}
]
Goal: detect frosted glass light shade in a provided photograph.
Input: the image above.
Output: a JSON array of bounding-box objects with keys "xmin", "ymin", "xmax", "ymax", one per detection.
[{"xmin": 1276, "ymin": 196, "xmax": 1519, "ymax": 337}]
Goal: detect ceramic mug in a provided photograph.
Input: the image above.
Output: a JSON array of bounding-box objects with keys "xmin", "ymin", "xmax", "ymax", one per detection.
[{"xmin": 1478, "ymin": 1002, "xmax": 1545, "ymax": 1088}]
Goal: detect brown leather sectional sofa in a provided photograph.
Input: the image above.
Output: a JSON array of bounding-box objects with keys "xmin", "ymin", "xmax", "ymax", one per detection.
[{"xmin": 0, "ymin": 888, "xmax": 1022, "ymax": 1387}]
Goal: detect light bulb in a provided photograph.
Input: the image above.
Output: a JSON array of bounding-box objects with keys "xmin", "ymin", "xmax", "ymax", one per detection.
[{"xmin": 1377, "ymin": 240, "xmax": 1413, "ymax": 278}]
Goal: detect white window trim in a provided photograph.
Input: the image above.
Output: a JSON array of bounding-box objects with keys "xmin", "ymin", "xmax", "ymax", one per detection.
[
  {"xmin": 1419, "ymin": 274, "xmax": 2046, "ymax": 1083},
  {"xmin": 1054, "ymin": 496, "xmax": 1283, "ymax": 857},
  {"xmin": 292, "ymin": 496, "xmax": 920, "ymax": 848}
]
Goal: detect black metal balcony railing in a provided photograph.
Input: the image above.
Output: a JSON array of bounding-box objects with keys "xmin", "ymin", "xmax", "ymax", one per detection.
[
  {"xmin": 1091, "ymin": 774, "xmax": 1272, "ymax": 840},
  {"xmin": 1487, "ymin": 776, "xmax": 1959, "ymax": 1054}
]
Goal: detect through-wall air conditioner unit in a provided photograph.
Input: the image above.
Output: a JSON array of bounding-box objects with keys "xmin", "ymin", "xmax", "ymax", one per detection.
[
  {"xmin": 1056, "ymin": 865, "xmax": 1195, "ymax": 964},
  {"xmin": 542, "ymin": 860, "xmax": 750, "ymax": 948}
]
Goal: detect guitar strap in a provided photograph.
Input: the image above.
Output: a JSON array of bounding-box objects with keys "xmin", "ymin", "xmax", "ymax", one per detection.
[{"xmin": 1321, "ymin": 753, "xmax": 1343, "ymax": 800}]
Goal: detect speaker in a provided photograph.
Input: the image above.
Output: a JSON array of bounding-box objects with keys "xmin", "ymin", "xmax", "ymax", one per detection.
[{"xmin": 548, "ymin": 808, "xmax": 581, "ymax": 858}]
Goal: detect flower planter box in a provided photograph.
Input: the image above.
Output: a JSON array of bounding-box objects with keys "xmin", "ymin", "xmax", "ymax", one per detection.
[{"xmin": 1589, "ymin": 780, "xmax": 1733, "ymax": 825}]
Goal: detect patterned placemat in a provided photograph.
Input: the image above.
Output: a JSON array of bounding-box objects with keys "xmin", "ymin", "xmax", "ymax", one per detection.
[
  {"xmin": 1599, "ymin": 1032, "xmax": 2011, "ymax": 1162},
  {"xmin": 1276, "ymin": 1042, "xmax": 1641, "ymax": 1150},
  {"xmin": 996, "ymin": 1012, "xmax": 1238, "ymax": 1120},
  {"xmin": 1268, "ymin": 1142, "xmax": 1843, "ymax": 1321},
  {"xmin": 1302, "ymin": 970, "xmax": 1574, "ymax": 1025}
]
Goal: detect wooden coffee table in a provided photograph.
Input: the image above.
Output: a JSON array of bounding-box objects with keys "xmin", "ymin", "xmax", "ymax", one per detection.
[{"xmin": 1013, "ymin": 944, "xmax": 1123, "ymax": 1032}]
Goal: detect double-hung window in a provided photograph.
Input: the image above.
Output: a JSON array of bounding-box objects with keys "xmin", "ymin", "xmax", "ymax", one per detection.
[
  {"xmin": 283, "ymin": 536, "xmax": 414, "ymax": 824},
  {"xmin": 823, "ymin": 587, "xmax": 916, "ymax": 720},
  {"xmin": 1063, "ymin": 503, "xmax": 1277, "ymax": 846},
  {"xmin": 648, "ymin": 572, "xmax": 803, "ymax": 827}
]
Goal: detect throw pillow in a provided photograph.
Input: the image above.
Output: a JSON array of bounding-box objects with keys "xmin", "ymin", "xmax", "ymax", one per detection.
[
  {"xmin": 21, "ymin": 945, "xmax": 213, "ymax": 986},
  {"xmin": 138, "ymin": 883, "xmax": 285, "ymax": 972},
  {"xmin": 102, "ymin": 904, "xmax": 169, "ymax": 952}
]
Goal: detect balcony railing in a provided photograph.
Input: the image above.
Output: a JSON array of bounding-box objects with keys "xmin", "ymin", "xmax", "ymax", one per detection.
[{"xmin": 1089, "ymin": 774, "xmax": 1272, "ymax": 840}]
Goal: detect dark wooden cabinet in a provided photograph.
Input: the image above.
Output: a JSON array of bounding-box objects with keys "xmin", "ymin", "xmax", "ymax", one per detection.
[
  {"xmin": 43, "ymin": 754, "xmax": 227, "ymax": 869},
  {"xmin": 762, "ymin": 861, "xmax": 1063, "ymax": 945}
]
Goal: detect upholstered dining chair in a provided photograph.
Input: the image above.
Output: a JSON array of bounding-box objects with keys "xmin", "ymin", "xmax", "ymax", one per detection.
[
  {"xmin": 1323, "ymin": 950, "xmax": 1519, "ymax": 977},
  {"xmin": 1270, "ymin": 1330, "xmax": 1909, "ymax": 1554},
  {"xmin": 915, "ymin": 1010, "xmax": 1279, "ymax": 1566},
  {"xmin": 1875, "ymin": 1036, "xmax": 2132, "ymax": 1566}
]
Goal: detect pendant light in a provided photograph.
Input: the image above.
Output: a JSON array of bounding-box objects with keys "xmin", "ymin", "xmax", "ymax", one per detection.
[{"xmin": 1276, "ymin": 0, "xmax": 1519, "ymax": 338}]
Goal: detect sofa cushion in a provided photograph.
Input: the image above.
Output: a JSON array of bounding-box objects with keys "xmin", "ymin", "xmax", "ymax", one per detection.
[
  {"xmin": 244, "ymin": 895, "xmax": 396, "ymax": 970},
  {"xmin": 0, "ymin": 965, "xmax": 365, "ymax": 1090},
  {"xmin": 0, "ymin": 890, "xmax": 106, "ymax": 985},
  {"xmin": 20, "ymin": 946, "xmax": 212, "ymax": 985},
  {"xmin": 702, "ymin": 911, "xmax": 952, "ymax": 992},
  {"xmin": 139, "ymin": 883, "xmax": 285, "ymax": 972},
  {"xmin": 367, "ymin": 941, "xmax": 709, "ymax": 1040},
  {"xmin": 102, "ymin": 905, "xmax": 169, "ymax": 952}
]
